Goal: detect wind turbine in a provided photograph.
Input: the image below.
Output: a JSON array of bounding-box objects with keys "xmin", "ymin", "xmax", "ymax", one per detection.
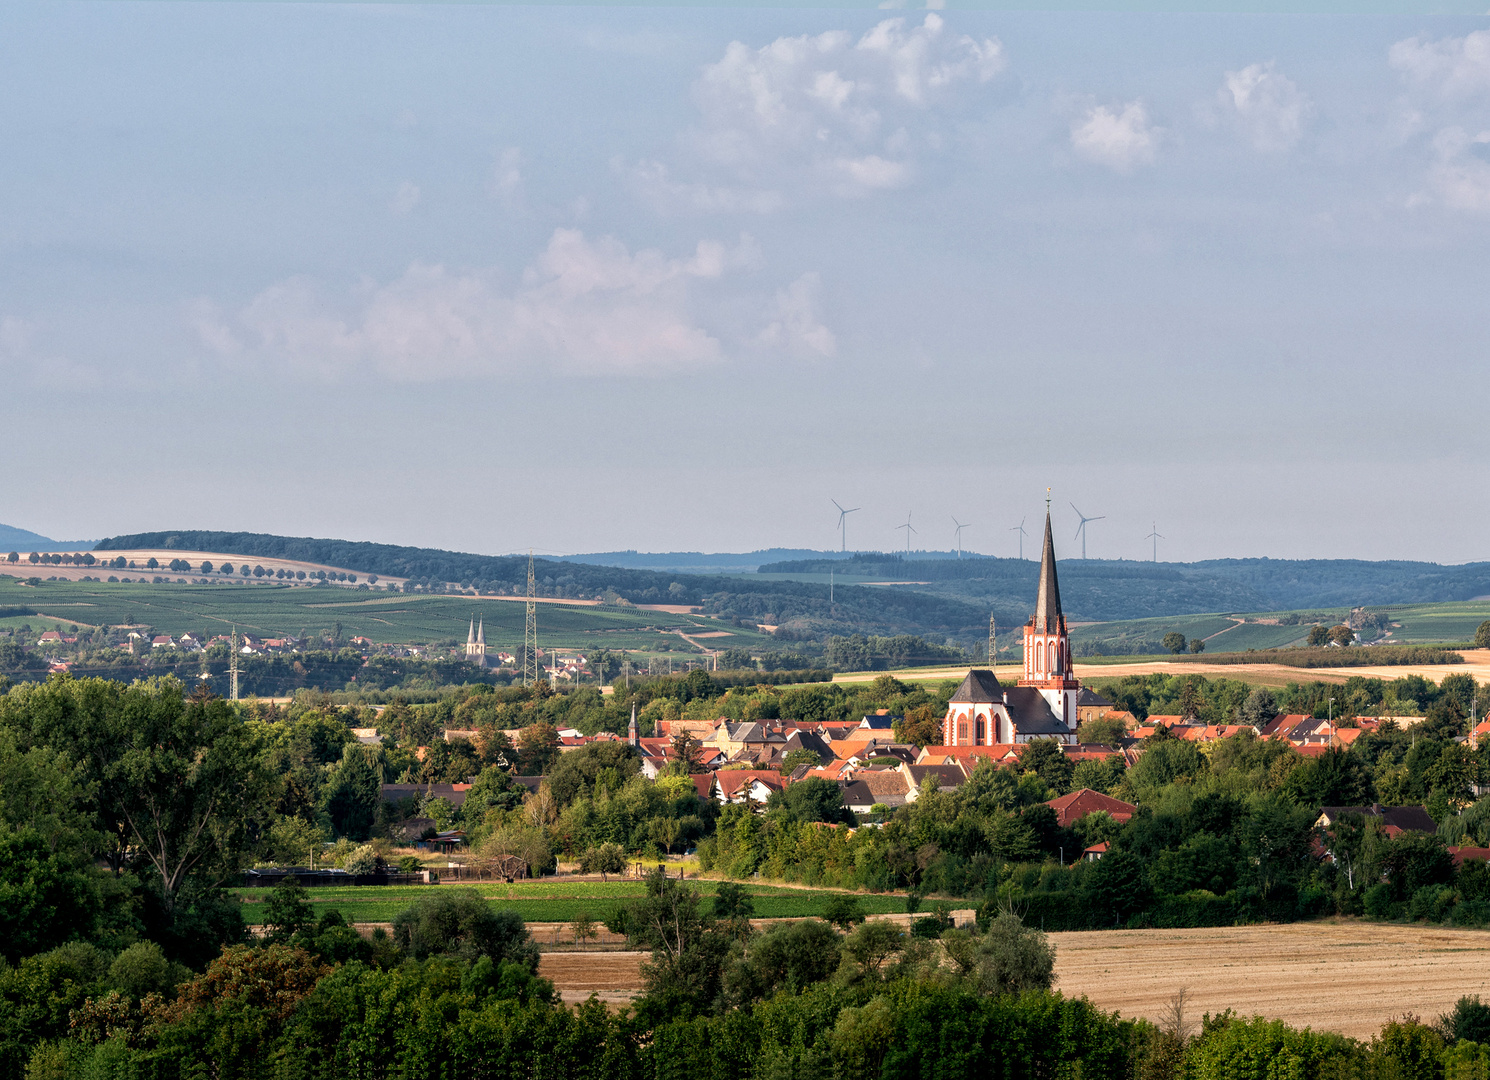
[
  {"xmin": 952, "ymin": 517, "xmax": 972, "ymax": 559},
  {"xmin": 1009, "ymin": 517, "xmax": 1028, "ymax": 560},
  {"xmin": 896, "ymin": 512, "xmax": 917, "ymax": 554},
  {"xmin": 832, "ymin": 499, "xmax": 860, "ymax": 553},
  {"xmin": 1146, "ymin": 522, "xmax": 1164, "ymax": 563},
  {"xmin": 1070, "ymin": 502, "xmax": 1105, "ymax": 560}
]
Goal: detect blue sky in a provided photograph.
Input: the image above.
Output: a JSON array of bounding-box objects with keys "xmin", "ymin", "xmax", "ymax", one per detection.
[{"xmin": 2, "ymin": 3, "xmax": 1488, "ymax": 563}]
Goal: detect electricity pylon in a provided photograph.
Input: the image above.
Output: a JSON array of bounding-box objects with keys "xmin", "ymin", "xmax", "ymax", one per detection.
[{"xmin": 523, "ymin": 550, "xmax": 538, "ymax": 687}]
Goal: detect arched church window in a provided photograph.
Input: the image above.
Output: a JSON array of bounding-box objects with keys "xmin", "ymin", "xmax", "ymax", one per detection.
[
  {"xmin": 1035, "ymin": 644, "xmax": 1043, "ymax": 673},
  {"xmin": 976, "ymin": 716, "xmax": 985, "ymax": 742},
  {"xmin": 957, "ymin": 719, "xmax": 967, "ymax": 742}
]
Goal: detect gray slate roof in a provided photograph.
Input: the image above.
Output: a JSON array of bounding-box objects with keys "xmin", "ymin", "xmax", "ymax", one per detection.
[{"xmin": 949, "ymin": 669, "xmax": 1003, "ymax": 703}]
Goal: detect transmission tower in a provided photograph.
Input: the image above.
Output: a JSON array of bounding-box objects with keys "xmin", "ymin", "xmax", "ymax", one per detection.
[
  {"xmin": 230, "ymin": 626, "xmax": 240, "ymax": 701},
  {"xmin": 523, "ymin": 550, "xmax": 538, "ymax": 687},
  {"xmin": 988, "ymin": 615, "xmax": 996, "ymax": 670}
]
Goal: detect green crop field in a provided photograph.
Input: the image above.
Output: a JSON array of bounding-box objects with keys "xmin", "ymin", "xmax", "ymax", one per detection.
[
  {"xmin": 233, "ymin": 880, "xmax": 909, "ymax": 925},
  {"xmin": 1375, "ymin": 601, "xmax": 1490, "ymax": 644},
  {"xmin": 1193, "ymin": 621, "xmax": 1311, "ymax": 651},
  {"xmin": 0, "ymin": 577, "xmax": 772, "ymax": 650}
]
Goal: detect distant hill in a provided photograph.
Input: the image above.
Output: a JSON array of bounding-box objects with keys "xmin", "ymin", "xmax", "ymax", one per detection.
[
  {"xmin": 758, "ymin": 553, "xmax": 1490, "ymax": 621},
  {"xmin": 559, "ymin": 549, "xmax": 967, "ymax": 573},
  {"xmin": 94, "ymin": 529, "xmax": 1490, "ymax": 644},
  {"xmin": 0, "ymin": 524, "xmax": 96, "ymax": 553}
]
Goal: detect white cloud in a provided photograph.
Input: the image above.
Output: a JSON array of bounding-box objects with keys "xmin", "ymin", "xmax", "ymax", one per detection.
[
  {"xmin": 1071, "ymin": 102, "xmax": 1161, "ymax": 172},
  {"xmin": 618, "ymin": 158, "xmax": 784, "ymax": 215},
  {"xmin": 195, "ymin": 230, "xmax": 782, "ymax": 379},
  {"xmin": 1219, "ymin": 62, "xmax": 1312, "ymax": 152},
  {"xmin": 1424, "ymin": 127, "xmax": 1490, "ymax": 214},
  {"xmin": 1390, "ymin": 30, "xmax": 1490, "ymax": 99},
  {"xmin": 489, "ymin": 147, "xmax": 524, "ymax": 206},
  {"xmin": 684, "ymin": 14, "xmax": 1004, "ymax": 200},
  {"xmin": 390, "ymin": 180, "xmax": 421, "ymax": 214},
  {"xmin": 759, "ymin": 272, "xmax": 836, "ymax": 357}
]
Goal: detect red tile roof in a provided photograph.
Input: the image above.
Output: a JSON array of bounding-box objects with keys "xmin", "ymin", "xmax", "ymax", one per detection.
[{"xmin": 1045, "ymin": 788, "xmax": 1137, "ymax": 829}]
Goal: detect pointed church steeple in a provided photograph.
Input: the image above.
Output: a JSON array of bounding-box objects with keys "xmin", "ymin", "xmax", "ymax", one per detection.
[
  {"xmin": 467, "ymin": 618, "xmax": 476, "ymax": 645},
  {"xmin": 628, "ymin": 703, "xmax": 639, "ymax": 747},
  {"xmin": 477, "ymin": 618, "xmax": 484, "ymax": 645},
  {"xmin": 1033, "ymin": 511, "xmax": 1063, "ymax": 633}
]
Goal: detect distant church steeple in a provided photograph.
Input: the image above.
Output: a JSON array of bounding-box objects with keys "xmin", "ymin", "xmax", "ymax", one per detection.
[
  {"xmin": 628, "ymin": 703, "xmax": 639, "ymax": 748},
  {"xmin": 1020, "ymin": 506, "xmax": 1077, "ymax": 728},
  {"xmin": 465, "ymin": 615, "xmax": 488, "ymax": 667}
]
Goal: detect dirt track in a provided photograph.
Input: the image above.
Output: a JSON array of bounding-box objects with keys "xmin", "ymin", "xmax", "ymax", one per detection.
[{"xmin": 539, "ymin": 922, "xmax": 1490, "ymax": 1037}]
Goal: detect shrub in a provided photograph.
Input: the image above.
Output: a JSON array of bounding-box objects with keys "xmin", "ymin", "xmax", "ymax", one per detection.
[{"xmin": 390, "ymin": 889, "xmax": 539, "ymax": 967}]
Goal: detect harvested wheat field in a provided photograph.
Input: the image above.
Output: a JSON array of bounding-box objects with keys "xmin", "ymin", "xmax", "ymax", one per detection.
[
  {"xmin": 539, "ymin": 951, "xmax": 648, "ymax": 1005},
  {"xmin": 540, "ymin": 922, "xmax": 1490, "ymax": 1036}
]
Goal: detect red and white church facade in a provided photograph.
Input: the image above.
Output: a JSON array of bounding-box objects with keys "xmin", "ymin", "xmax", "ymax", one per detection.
[{"xmin": 942, "ymin": 510, "xmax": 1082, "ymax": 746}]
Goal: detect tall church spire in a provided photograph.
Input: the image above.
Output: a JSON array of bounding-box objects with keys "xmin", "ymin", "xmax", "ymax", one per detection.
[
  {"xmin": 477, "ymin": 618, "xmax": 485, "ymax": 645},
  {"xmin": 467, "ymin": 617, "xmax": 476, "ymax": 645},
  {"xmin": 628, "ymin": 703, "xmax": 639, "ymax": 748},
  {"xmin": 1033, "ymin": 511, "xmax": 1063, "ymax": 632}
]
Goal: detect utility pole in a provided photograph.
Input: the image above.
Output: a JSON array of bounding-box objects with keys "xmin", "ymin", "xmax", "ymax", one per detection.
[{"xmin": 523, "ymin": 550, "xmax": 538, "ymax": 687}]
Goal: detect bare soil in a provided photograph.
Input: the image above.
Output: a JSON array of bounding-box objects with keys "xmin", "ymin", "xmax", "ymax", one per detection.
[{"xmin": 539, "ymin": 922, "xmax": 1490, "ymax": 1036}]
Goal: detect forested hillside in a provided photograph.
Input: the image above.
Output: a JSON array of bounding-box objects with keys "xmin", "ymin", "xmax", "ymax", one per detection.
[{"xmin": 763, "ymin": 552, "xmax": 1490, "ymax": 620}]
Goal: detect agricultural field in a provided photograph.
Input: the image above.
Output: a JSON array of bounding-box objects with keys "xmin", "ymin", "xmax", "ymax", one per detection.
[
  {"xmin": 0, "ymin": 577, "xmax": 772, "ymax": 652},
  {"xmin": 234, "ymin": 879, "xmax": 908, "ymax": 926},
  {"xmin": 535, "ymin": 922, "xmax": 1490, "ymax": 1038}
]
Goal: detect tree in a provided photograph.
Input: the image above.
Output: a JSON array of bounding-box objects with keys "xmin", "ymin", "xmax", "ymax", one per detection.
[
  {"xmin": 518, "ymin": 722, "xmax": 562, "ymax": 775},
  {"xmin": 669, "ymin": 730, "xmax": 706, "ymax": 774},
  {"xmin": 1076, "ymin": 717, "xmax": 1128, "ymax": 746},
  {"xmin": 766, "ymin": 776, "xmax": 853, "ymax": 825},
  {"xmin": 571, "ymin": 910, "xmax": 598, "ymax": 945},
  {"xmin": 712, "ymin": 881, "xmax": 755, "ymax": 920},
  {"xmin": 546, "ymin": 741, "xmax": 640, "ymax": 805},
  {"xmin": 106, "ymin": 679, "xmax": 272, "ymax": 913},
  {"xmin": 821, "ymin": 894, "xmax": 866, "ymax": 930},
  {"xmin": 779, "ymin": 747, "xmax": 821, "ymax": 775},
  {"xmin": 726, "ymin": 918, "xmax": 841, "ymax": 1003},
  {"xmin": 579, "ymin": 843, "xmax": 626, "ymax": 876},
  {"xmin": 1476, "ymin": 621, "xmax": 1490, "ymax": 649},
  {"xmin": 391, "ymin": 889, "xmax": 539, "ymax": 966},
  {"xmin": 1019, "ymin": 738, "xmax": 1074, "ymax": 793},
  {"xmin": 321, "ymin": 745, "xmax": 382, "ymax": 840},
  {"xmin": 1162, "ymin": 632, "xmax": 1187, "ymax": 655},
  {"xmin": 616, "ymin": 867, "xmax": 733, "ymax": 1021},
  {"xmin": 261, "ymin": 877, "xmax": 314, "ymax": 942},
  {"xmin": 1188, "ymin": 637, "xmax": 1206, "ymax": 654},
  {"xmin": 894, "ymin": 705, "xmax": 943, "ymax": 747},
  {"xmin": 1328, "ymin": 625, "xmax": 1355, "ymax": 647},
  {"xmin": 941, "ymin": 911, "xmax": 1055, "ymax": 996}
]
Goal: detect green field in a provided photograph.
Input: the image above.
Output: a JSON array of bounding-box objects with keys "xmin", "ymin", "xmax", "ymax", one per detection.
[
  {"xmin": 233, "ymin": 880, "xmax": 909, "ymax": 925},
  {"xmin": 0, "ymin": 577, "xmax": 772, "ymax": 651}
]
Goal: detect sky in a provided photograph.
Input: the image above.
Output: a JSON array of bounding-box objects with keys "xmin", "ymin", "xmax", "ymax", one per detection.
[{"xmin": 2, "ymin": 2, "xmax": 1489, "ymax": 564}]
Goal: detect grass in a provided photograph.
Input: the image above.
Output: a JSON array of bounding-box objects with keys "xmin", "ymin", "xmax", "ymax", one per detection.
[
  {"xmin": 232, "ymin": 881, "xmax": 911, "ymax": 925},
  {"xmin": 0, "ymin": 577, "xmax": 774, "ymax": 651}
]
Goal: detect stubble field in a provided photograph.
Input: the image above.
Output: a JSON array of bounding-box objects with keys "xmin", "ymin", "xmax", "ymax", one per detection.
[{"xmin": 539, "ymin": 921, "xmax": 1490, "ymax": 1038}]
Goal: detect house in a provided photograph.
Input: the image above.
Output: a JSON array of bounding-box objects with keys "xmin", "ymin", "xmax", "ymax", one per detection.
[
  {"xmin": 151, "ymin": 635, "xmax": 175, "ymax": 649},
  {"xmin": 1083, "ymin": 841, "xmax": 1109, "ymax": 861},
  {"xmin": 351, "ymin": 727, "xmax": 382, "ymax": 746},
  {"xmin": 380, "ymin": 783, "xmax": 470, "ymax": 809},
  {"xmin": 713, "ymin": 770, "xmax": 785, "ymax": 804},
  {"xmin": 916, "ymin": 744, "xmax": 1020, "ymax": 769},
  {"xmin": 1316, "ymin": 804, "xmax": 1438, "ymax": 835},
  {"xmin": 858, "ymin": 712, "xmax": 898, "ymax": 731},
  {"xmin": 1075, "ymin": 687, "xmax": 1117, "ymax": 723},
  {"xmin": 852, "ymin": 769, "xmax": 910, "ymax": 809},
  {"xmin": 1450, "ymin": 847, "xmax": 1490, "ymax": 868},
  {"xmin": 38, "ymin": 630, "xmax": 63, "ymax": 644},
  {"xmin": 1045, "ymin": 789, "xmax": 1137, "ymax": 829},
  {"xmin": 902, "ymin": 763, "xmax": 967, "ymax": 800}
]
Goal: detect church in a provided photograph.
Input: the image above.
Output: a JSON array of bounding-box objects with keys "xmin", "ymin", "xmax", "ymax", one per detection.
[
  {"xmin": 941, "ymin": 510, "xmax": 1085, "ymax": 746},
  {"xmin": 465, "ymin": 617, "xmax": 494, "ymax": 668}
]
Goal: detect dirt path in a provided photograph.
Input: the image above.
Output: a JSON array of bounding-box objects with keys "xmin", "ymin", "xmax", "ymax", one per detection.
[{"xmin": 538, "ymin": 922, "xmax": 1490, "ymax": 1037}]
